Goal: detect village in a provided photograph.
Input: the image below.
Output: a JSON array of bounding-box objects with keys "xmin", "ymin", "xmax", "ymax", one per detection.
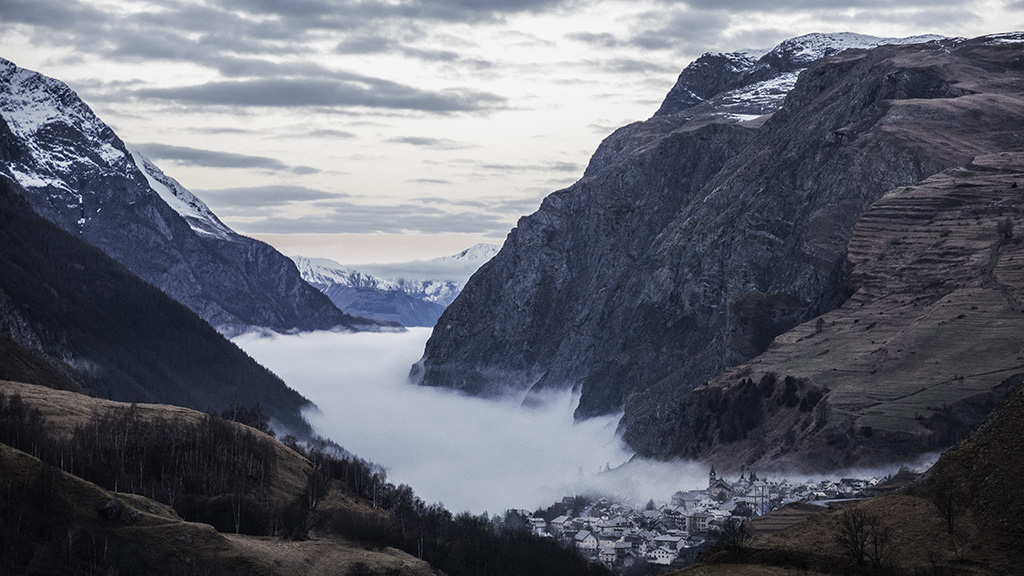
[{"xmin": 510, "ymin": 466, "xmax": 911, "ymax": 573}]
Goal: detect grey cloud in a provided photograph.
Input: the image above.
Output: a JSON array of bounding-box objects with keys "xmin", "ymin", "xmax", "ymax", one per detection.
[
  {"xmin": 479, "ymin": 161, "xmax": 582, "ymax": 173},
  {"xmin": 414, "ymin": 194, "xmax": 547, "ymax": 217},
  {"xmin": 236, "ymin": 201, "xmax": 512, "ymax": 234},
  {"xmin": 389, "ymin": 136, "xmax": 473, "ymax": 150},
  {"xmin": 220, "ymin": 0, "xmax": 572, "ymax": 26},
  {"xmin": 335, "ymin": 34, "xmax": 488, "ymax": 66},
  {"xmin": 596, "ymin": 58, "xmax": 677, "ymax": 75},
  {"xmin": 679, "ymin": 0, "xmax": 962, "ymax": 8},
  {"xmin": 626, "ymin": 9, "xmax": 733, "ymax": 52},
  {"xmin": 130, "ymin": 77, "xmax": 506, "ymax": 113},
  {"xmin": 134, "ymin": 143, "xmax": 319, "ymax": 174},
  {"xmin": 335, "ymin": 35, "xmax": 396, "ymax": 55},
  {"xmin": 194, "ymin": 185, "xmax": 340, "ymax": 211},
  {"xmin": 1, "ymin": 0, "xmax": 106, "ymax": 29},
  {"xmin": 304, "ymin": 129, "xmax": 358, "ymax": 139},
  {"xmin": 409, "ymin": 178, "xmax": 453, "ymax": 185},
  {"xmin": 567, "ymin": 32, "xmax": 622, "ymax": 48}
]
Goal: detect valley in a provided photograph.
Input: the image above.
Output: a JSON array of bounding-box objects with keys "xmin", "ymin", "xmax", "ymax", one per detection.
[{"xmin": 2, "ymin": 22, "xmax": 1024, "ymax": 576}]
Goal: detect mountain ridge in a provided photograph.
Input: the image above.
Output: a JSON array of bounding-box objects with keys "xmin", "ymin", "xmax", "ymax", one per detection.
[
  {"xmin": 293, "ymin": 243, "xmax": 499, "ymax": 327},
  {"xmin": 0, "ymin": 175, "xmax": 313, "ymax": 434},
  {"xmin": 0, "ymin": 57, "xmax": 380, "ymax": 336}
]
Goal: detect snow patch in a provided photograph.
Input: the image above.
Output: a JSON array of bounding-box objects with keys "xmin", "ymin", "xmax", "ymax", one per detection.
[{"xmin": 131, "ymin": 151, "xmax": 236, "ymax": 240}]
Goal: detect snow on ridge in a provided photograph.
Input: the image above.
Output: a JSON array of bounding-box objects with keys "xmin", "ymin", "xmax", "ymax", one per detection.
[
  {"xmin": 0, "ymin": 58, "xmax": 125, "ymax": 170},
  {"xmin": 767, "ymin": 32, "xmax": 946, "ymax": 64},
  {"xmin": 131, "ymin": 151, "xmax": 236, "ymax": 240},
  {"xmin": 293, "ymin": 244, "xmax": 500, "ymax": 307},
  {"xmin": 983, "ymin": 31, "xmax": 1024, "ymax": 44},
  {"xmin": 0, "ymin": 56, "xmax": 131, "ymax": 214},
  {"xmin": 434, "ymin": 243, "xmax": 500, "ymax": 264}
]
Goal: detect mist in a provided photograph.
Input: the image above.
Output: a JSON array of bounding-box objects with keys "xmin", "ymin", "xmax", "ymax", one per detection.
[{"xmin": 233, "ymin": 329, "xmax": 711, "ymax": 514}]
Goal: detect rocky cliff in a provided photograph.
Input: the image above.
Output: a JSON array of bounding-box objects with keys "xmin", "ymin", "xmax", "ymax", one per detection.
[
  {"xmin": 0, "ymin": 57, "xmax": 379, "ymax": 336},
  {"xmin": 413, "ymin": 33, "xmax": 1024, "ymax": 467}
]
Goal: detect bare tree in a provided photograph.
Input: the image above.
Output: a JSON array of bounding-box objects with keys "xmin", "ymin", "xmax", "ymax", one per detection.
[
  {"xmin": 835, "ymin": 507, "xmax": 871, "ymax": 567},
  {"xmin": 715, "ymin": 516, "xmax": 753, "ymax": 551},
  {"xmin": 864, "ymin": 512, "xmax": 896, "ymax": 570},
  {"xmin": 930, "ymin": 474, "xmax": 970, "ymax": 535}
]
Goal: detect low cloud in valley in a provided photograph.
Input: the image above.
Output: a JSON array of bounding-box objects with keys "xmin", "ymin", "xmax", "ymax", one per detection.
[{"xmin": 233, "ymin": 329, "xmax": 713, "ymax": 513}]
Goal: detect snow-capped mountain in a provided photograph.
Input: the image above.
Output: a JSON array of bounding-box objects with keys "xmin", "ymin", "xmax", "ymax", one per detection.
[
  {"xmin": 0, "ymin": 57, "xmax": 380, "ymax": 336},
  {"xmin": 293, "ymin": 244, "xmax": 499, "ymax": 327}
]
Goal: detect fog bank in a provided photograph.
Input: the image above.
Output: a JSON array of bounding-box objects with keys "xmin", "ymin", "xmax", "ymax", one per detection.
[{"xmin": 233, "ymin": 329, "xmax": 711, "ymax": 513}]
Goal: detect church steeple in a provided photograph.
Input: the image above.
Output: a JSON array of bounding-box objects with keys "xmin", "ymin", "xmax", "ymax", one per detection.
[{"xmin": 709, "ymin": 464, "xmax": 717, "ymax": 488}]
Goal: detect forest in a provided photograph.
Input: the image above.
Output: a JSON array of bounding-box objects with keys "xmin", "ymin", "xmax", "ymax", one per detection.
[{"xmin": 0, "ymin": 391, "xmax": 611, "ymax": 576}]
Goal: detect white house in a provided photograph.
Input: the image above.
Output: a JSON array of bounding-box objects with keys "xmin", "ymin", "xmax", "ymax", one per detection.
[{"xmin": 647, "ymin": 546, "xmax": 677, "ymax": 566}]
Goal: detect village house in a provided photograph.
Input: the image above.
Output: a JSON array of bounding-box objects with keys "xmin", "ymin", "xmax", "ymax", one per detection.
[
  {"xmin": 574, "ymin": 530, "xmax": 599, "ymax": 553},
  {"xmin": 549, "ymin": 515, "xmax": 570, "ymax": 534},
  {"xmin": 647, "ymin": 545, "xmax": 677, "ymax": 565}
]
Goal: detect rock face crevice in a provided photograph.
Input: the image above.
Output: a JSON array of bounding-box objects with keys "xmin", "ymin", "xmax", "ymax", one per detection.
[{"xmin": 415, "ymin": 33, "xmax": 1024, "ymax": 466}]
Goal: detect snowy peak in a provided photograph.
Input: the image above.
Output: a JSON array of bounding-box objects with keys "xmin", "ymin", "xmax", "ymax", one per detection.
[
  {"xmin": 432, "ymin": 243, "xmax": 501, "ymax": 266},
  {"xmin": 654, "ymin": 32, "xmax": 945, "ymax": 119},
  {"xmin": 758, "ymin": 32, "xmax": 944, "ymax": 71},
  {"xmin": 293, "ymin": 244, "xmax": 500, "ymax": 327},
  {"xmin": 0, "ymin": 58, "xmax": 140, "ymax": 223},
  {"xmin": 292, "ymin": 256, "xmax": 367, "ymax": 288},
  {"xmin": 131, "ymin": 151, "xmax": 236, "ymax": 241}
]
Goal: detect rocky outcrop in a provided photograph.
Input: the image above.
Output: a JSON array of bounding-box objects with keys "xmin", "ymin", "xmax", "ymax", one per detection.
[
  {"xmin": 413, "ymin": 30, "xmax": 1024, "ymax": 457},
  {"xmin": 0, "ymin": 57, "xmax": 379, "ymax": 336}
]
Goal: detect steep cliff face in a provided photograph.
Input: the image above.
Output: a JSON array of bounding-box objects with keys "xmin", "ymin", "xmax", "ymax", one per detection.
[
  {"xmin": 0, "ymin": 58, "xmax": 379, "ymax": 336},
  {"xmin": 413, "ymin": 33, "xmax": 1024, "ymax": 436}
]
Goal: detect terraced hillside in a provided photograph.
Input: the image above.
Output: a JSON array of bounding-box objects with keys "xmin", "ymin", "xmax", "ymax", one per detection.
[{"xmin": 625, "ymin": 152, "xmax": 1024, "ymax": 471}]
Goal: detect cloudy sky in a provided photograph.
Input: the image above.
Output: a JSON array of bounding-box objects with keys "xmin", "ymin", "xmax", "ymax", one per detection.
[{"xmin": 3, "ymin": 0, "xmax": 1022, "ymax": 263}]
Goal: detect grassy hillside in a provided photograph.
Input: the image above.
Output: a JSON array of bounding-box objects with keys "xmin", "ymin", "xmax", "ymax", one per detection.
[{"xmin": 0, "ymin": 440, "xmax": 436, "ymax": 576}]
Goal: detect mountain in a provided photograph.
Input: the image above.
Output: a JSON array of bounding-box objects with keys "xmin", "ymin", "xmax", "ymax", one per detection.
[
  {"xmin": 0, "ymin": 175, "xmax": 312, "ymax": 434},
  {"xmin": 412, "ymin": 32, "xmax": 1024, "ymax": 469},
  {"xmin": 0, "ymin": 57, "xmax": 379, "ymax": 336},
  {"xmin": 293, "ymin": 243, "xmax": 499, "ymax": 327}
]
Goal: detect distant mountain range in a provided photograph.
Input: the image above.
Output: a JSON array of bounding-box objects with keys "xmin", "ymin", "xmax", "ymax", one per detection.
[
  {"xmin": 413, "ymin": 32, "xmax": 1024, "ymax": 471},
  {"xmin": 0, "ymin": 57, "xmax": 381, "ymax": 336},
  {"xmin": 293, "ymin": 243, "xmax": 499, "ymax": 327}
]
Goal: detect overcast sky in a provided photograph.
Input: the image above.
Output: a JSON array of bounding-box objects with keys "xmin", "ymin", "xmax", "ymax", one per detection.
[{"xmin": 3, "ymin": 0, "xmax": 1022, "ymax": 263}]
